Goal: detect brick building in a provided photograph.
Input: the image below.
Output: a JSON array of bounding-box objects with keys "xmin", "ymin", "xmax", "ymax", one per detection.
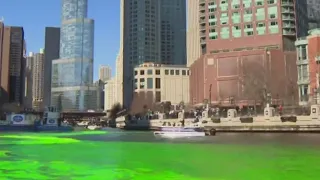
[
  {"xmin": 295, "ymin": 29, "xmax": 320, "ymax": 105},
  {"xmin": 189, "ymin": 0, "xmax": 304, "ymax": 106}
]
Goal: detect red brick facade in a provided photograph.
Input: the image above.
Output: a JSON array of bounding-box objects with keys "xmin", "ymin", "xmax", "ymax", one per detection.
[
  {"xmin": 307, "ymin": 35, "xmax": 320, "ymax": 96},
  {"xmin": 190, "ymin": 50, "xmax": 297, "ymax": 106}
]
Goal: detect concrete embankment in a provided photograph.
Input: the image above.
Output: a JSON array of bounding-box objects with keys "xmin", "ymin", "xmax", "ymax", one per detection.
[{"xmin": 116, "ymin": 115, "xmax": 320, "ymax": 132}]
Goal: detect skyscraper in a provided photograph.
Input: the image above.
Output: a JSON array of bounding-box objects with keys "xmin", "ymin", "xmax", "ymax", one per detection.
[
  {"xmin": 51, "ymin": 0, "xmax": 96, "ymax": 111},
  {"xmin": 25, "ymin": 49, "xmax": 45, "ymax": 110},
  {"xmin": 187, "ymin": 0, "xmax": 201, "ymax": 67},
  {"xmin": 1, "ymin": 26, "xmax": 24, "ymax": 105},
  {"xmin": 307, "ymin": 0, "xmax": 320, "ymax": 30},
  {"xmin": 24, "ymin": 52, "xmax": 34, "ymax": 109},
  {"xmin": 98, "ymin": 65, "xmax": 111, "ymax": 82},
  {"xmin": 121, "ymin": 0, "xmax": 186, "ymax": 107},
  {"xmin": 44, "ymin": 27, "xmax": 60, "ymax": 107}
]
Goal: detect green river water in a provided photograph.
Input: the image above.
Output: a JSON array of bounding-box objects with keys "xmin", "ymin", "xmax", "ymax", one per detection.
[{"xmin": 0, "ymin": 131, "xmax": 320, "ymax": 180}]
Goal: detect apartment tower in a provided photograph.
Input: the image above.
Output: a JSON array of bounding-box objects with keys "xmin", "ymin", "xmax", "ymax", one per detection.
[
  {"xmin": 121, "ymin": 0, "xmax": 186, "ymax": 108},
  {"xmin": 98, "ymin": 65, "xmax": 111, "ymax": 82},
  {"xmin": 187, "ymin": 0, "xmax": 201, "ymax": 66},
  {"xmin": 189, "ymin": 0, "xmax": 306, "ymax": 106},
  {"xmin": 27, "ymin": 49, "xmax": 45, "ymax": 110}
]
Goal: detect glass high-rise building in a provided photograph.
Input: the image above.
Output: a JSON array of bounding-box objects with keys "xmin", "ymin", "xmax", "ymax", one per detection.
[
  {"xmin": 51, "ymin": 0, "xmax": 96, "ymax": 111},
  {"xmin": 121, "ymin": 0, "xmax": 186, "ymax": 107}
]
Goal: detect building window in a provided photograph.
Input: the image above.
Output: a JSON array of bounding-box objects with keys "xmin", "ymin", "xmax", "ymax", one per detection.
[
  {"xmin": 170, "ymin": 70, "xmax": 174, "ymax": 75},
  {"xmin": 140, "ymin": 78, "xmax": 145, "ymax": 89},
  {"xmin": 182, "ymin": 70, "xmax": 186, "ymax": 75},
  {"xmin": 256, "ymin": 22, "xmax": 266, "ymax": 35},
  {"xmin": 269, "ymin": 21, "xmax": 279, "ymax": 34},
  {"xmin": 140, "ymin": 70, "xmax": 144, "ymax": 75},
  {"xmin": 255, "ymin": 0, "xmax": 264, "ymax": 6},
  {"xmin": 232, "ymin": 25, "xmax": 241, "ymax": 38},
  {"xmin": 134, "ymin": 79, "xmax": 138, "ymax": 89},
  {"xmin": 267, "ymin": 0, "xmax": 275, "ymax": 5},
  {"xmin": 175, "ymin": 70, "xmax": 180, "ymax": 75},
  {"xmin": 147, "ymin": 78, "xmax": 153, "ymax": 89},
  {"xmin": 147, "ymin": 69, "xmax": 153, "ymax": 75},
  {"xmin": 155, "ymin": 91, "xmax": 161, "ymax": 102},
  {"xmin": 134, "ymin": 71, "xmax": 138, "ymax": 75},
  {"xmin": 220, "ymin": 27, "xmax": 230, "ymax": 39},
  {"xmin": 155, "ymin": 78, "xmax": 160, "ymax": 89},
  {"xmin": 155, "ymin": 69, "xmax": 160, "ymax": 75},
  {"xmin": 165, "ymin": 70, "xmax": 169, "ymax": 75}
]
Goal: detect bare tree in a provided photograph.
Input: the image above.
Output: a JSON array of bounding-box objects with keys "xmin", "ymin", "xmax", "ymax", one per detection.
[
  {"xmin": 240, "ymin": 60, "xmax": 268, "ymax": 110},
  {"xmin": 1, "ymin": 103, "xmax": 23, "ymax": 113},
  {"xmin": 108, "ymin": 103, "xmax": 123, "ymax": 120},
  {"xmin": 130, "ymin": 91, "xmax": 154, "ymax": 115}
]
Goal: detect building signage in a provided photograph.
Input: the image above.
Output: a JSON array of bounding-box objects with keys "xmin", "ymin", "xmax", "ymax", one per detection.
[
  {"xmin": 48, "ymin": 119, "xmax": 56, "ymax": 124},
  {"xmin": 12, "ymin": 115, "xmax": 24, "ymax": 123}
]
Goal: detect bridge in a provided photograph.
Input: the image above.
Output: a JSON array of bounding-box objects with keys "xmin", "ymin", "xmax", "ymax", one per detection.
[{"xmin": 61, "ymin": 112, "xmax": 107, "ymax": 121}]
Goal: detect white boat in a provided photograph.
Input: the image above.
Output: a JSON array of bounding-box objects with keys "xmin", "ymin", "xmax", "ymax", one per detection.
[
  {"xmin": 87, "ymin": 125, "xmax": 102, "ymax": 130},
  {"xmin": 154, "ymin": 127, "xmax": 206, "ymax": 138},
  {"xmin": 77, "ymin": 121, "xmax": 89, "ymax": 126}
]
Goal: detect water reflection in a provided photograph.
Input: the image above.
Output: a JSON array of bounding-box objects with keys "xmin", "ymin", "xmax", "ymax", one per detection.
[{"xmin": 72, "ymin": 131, "xmax": 320, "ymax": 147}]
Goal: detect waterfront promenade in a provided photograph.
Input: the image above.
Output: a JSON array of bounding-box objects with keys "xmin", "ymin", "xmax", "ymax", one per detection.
[{"xmin": 115, "ymin": 106, "xmax": 320, "ymax": 132}]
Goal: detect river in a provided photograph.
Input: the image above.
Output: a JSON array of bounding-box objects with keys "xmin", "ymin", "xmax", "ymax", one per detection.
[{"xmin": 1, "ymin": 130, "xmax": 320, "ymax": 180}]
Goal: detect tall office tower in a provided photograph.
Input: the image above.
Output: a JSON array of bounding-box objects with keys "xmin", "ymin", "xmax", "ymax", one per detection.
[
  {"xmin": 1, "ymin": 26, "xmax": 24, "ymax": 105},
  {"xmin": 51, "ymin": 0, "xmax": 96, "ymax": 111},
  {"xmin": 187, "ymin": 0, "xmax": 201, "ymax": 66},
  {"xmin": 98, "ymin": 65, "xmax": 111, "ymax": 82},
  {"xmin": 24, "ymin": 52, "xmax": 34, "ymax": 109},
  {"xmin": 44, "ymin": 27, "xmax": 60, "ymax": 107},
  {"xmin": 31, "ymin": 49, "xmax": 45, "ymax": 110},
  {"xmin": 307, "ymin": 0, "xmax": 320, "ymax": 30},
  {"xmin": 121, "ymin": 0, "xmax": 186, "ymax": 107},
  {"xmin": 189, "ymin": 0, "xmax": 303, "ymax": 106}
]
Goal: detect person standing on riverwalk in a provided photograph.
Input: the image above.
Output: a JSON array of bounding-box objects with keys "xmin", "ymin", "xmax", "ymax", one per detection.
[{"xmin": 278, "ymin": 105, "xmax": 283, "ymax": 116}]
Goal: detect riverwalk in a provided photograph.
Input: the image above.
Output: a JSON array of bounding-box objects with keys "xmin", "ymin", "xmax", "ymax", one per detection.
[{"xmin": 115, "ymin": 105, "xmax": 320, "ymax": 132}]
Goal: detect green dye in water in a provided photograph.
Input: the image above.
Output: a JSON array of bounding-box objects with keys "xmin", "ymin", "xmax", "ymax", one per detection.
[{"xmin": 1, "ymin": 133, "xmax": 320, "ymax": 180}]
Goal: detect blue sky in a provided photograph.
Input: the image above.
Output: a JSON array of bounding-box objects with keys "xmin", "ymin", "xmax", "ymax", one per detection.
[{"xmin": 0, "ymin": 0, "xmax": 120, "ymax": 80}]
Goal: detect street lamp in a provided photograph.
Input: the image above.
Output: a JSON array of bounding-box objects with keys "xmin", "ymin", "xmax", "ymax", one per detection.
[{"xmin": 209, "ymin": 84, "xmax": 212, "ymax": 105}]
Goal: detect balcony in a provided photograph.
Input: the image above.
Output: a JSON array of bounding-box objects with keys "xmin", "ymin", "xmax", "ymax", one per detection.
[
  {"xmin": 200, "ymin": 12, "xmax": 206, "ymax": 18},
  {"xmin": 199, "ymin": 18, "xmax": 206, "ymax": 24},
  {"xmin": 199, "ymin": 25, "xmax": 206, "ymax": 31},
  {"xmin": 281, "ymin": 1, "xmax": 294, "ymax": 7},
  {"xmin": 199, "ymin": 0, "xmax": 205, "ymax": 5},
  {"xmin": 200, "ymin": 32, "xmax": 206, "ymax": 37},
  {"xmin": 282, "ymin": 15, "xmax": 295, "ymax": 21},
  {"xmin": 281, "ymin": 7, "xmax": 294, "ymax": 14},
  {"xmin": 200, "ymin": 39, "xmax": 206, "ymax": 45},
  {"xmin": 297, "ymin": 78, "xmax": 309, "ymax": 85},
  {"xmin": 296, "ymin": 59, "xmax": 308, "ymax": 65},
  {"xmin": 282, "ymin": 23, "xmax": 295, "ymax": 28},
  {"xmin": 283, "ymin": 29, "xmax": 296, "ymax": 36},
  {"xmin": 199, "ymin": 6, "xmax": 206, "ymax": 12}
]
